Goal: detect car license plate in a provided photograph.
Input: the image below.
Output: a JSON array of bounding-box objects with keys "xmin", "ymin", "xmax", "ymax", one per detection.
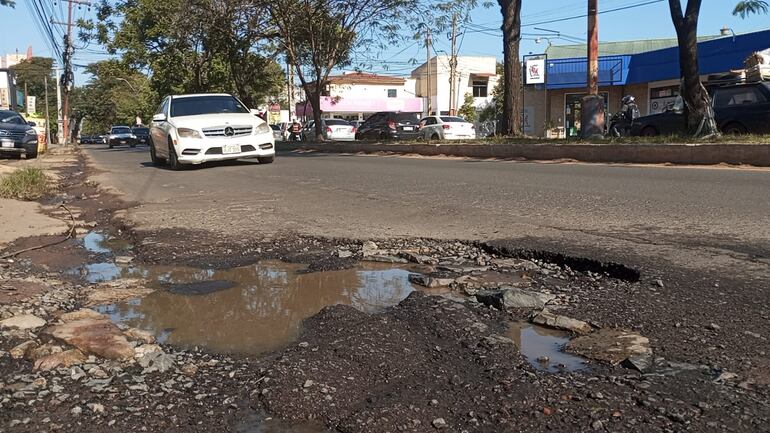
[
  {"xmin": 1, "ymin": 140, "xmax": 14, "ymax": 148},
  {"xmin": 222, "ymin": 144, "xmax": 240, "ymax": 154},
  {"xmin": 402, "ymin": 126, "xmax": 414, "ymax": 131},
  {"xmin": 120, "ymin": 140, "xmax": 126, "ymax": 144}
]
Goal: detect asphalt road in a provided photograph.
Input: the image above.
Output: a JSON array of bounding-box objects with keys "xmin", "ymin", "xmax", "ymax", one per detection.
[{"xmin": 84, "ymin": 144, "xmax": 770, "ymax": 279}]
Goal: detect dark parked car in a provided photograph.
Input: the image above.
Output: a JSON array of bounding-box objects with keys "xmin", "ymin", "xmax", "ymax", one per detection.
[
  {"xmin": 108, "ymin": 126, "xmax": 137, "ymax": 148},
  {"xmin": 632, "ymin": 82, "xmax": 770, "ymax": 136},
  {"xmin": 0, "ymin": 110, "xmax": 38, "ymax": 159},
  {"xmin": 78, "ymin": 135, "xmax": 102, "ymax": 144},
  {"xmin": 355, "ymin": 112, "xmax": 421, "ymax": 140},
  {"xmin": 131, "ymin": 126, "xmax": 150, "ymax": 145}
]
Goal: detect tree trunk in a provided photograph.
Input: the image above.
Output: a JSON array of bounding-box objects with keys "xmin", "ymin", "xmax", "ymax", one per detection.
[
  {"xmin": 499, "ymin": 0, "xmax": 522, "ymax": 136},
  {"xmin": 311, "ymin": 84, "xmax": 324, "ymax": 141},
  {"xmin": 667, "ymin": 0, "xmax": 719, "ymax": 137}
]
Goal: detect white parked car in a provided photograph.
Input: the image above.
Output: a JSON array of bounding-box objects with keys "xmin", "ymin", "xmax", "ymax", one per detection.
[
  {"xmin": 418, "ymin": 116, "xmax": 476, "ymax": 141},
  {"xmin": 302, "ymin": 119, "xmax": 356, "ymax": 141},
  {"xmin": 148, "ymin": 93, "xmax": 275, "ymax": 170}
]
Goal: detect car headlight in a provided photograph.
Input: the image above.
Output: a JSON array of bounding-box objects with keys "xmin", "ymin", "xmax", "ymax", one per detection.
[
  {"xmin": 255, "ymin": 123, "xmax": 271, "ymax": 134},
  {"xmin": 109, "ymin": 135, "xmax": 117, "ymax": 140},
  {"xmin": 177, "ymin": 128, "xmax": 202, "ymax": 139},
  {"xmin": 130, "ymin": 134, "xmax": 137, "ymax": 139}
]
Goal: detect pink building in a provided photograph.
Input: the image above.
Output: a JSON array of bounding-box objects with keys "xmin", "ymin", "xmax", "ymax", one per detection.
[{"xmin": 295, "ymin": 72, "xmax": 423, "ymax": 121}]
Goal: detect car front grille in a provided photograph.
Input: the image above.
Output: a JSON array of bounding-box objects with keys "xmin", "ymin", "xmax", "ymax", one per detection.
[
  {"xmin": 201, "ymin": 125, "xmax": 252, "ymax": 138},
  {"xmin": 0, "ymin": 130, "xmax": 27, "ymax": 141}
]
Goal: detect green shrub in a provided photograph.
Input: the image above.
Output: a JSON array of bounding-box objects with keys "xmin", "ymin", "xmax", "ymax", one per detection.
[{"xmin": 0, "ymin": 167, "xmax": 49, "ymax": 200}]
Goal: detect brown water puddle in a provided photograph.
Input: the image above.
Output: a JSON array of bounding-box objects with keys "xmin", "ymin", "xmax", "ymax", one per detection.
[
  {"xmin": 508, "ymin": 322, "xmax": 590, "ymax": 373},
  {"xmin": 94, "ymin": 261, "xmax": 433, "ymax": 355}
]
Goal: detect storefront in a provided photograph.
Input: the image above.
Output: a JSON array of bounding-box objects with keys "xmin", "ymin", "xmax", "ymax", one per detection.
[{"xmin": 524, "ymin": 29, "xmax": 770, "ymax": 137}]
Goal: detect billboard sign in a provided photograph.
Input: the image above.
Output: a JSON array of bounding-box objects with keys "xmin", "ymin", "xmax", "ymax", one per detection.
[{"xmin": 525, "ymin": 58, "xmax": 546, "ymax": 85}]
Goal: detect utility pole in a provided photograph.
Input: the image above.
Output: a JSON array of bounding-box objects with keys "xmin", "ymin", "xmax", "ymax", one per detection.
[
  {"xmin": 426, "ymin": 29, "xmax": 432, "ymax": 116},
  {"xmin": 581, "ymin": 0, "xmax": 604, "ymax": 139},
  {"xmin": 51, "ymin": 0, "xmax": 90, "ymax": 145},
  {"xmin": 44, "ymin": 75, "xmax": 51, "ymax": 149},
  {"xmin": 286, "ymin": 61, "xmax": 295, "ymax": 121},
  {"xmin": 449, "ymin": 13, "xmax": 458, "ymax": 116},
  {"xmin": 23, "ymin": 82, "xmax": 28, "ymax": 114}
]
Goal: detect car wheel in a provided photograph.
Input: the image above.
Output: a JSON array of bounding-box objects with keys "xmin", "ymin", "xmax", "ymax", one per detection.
[
  {"xmin": 108, "ymin": 142, "xmax": 114, "ymax": 149},
  {"xmin": 25, "ymin": 144, "xmax": 38, "ymax": 159},
  {"xmin": 641, "ymin": 126, "xmax": 658, "ymax": 137},
  {"xmin": 129, "ymin": 143, "xmax": 136, "ymax": 148},
  {"xmin": 167, "ymin": 140, "xmax": 182, "ymax": 171},
  {"xmin": 257, "ymin": 156, "xmax": 274, "ymax": 164},
  {"xmin": 722, "ymin": 122, "xmax": 747, "ymax": 135},
  {"xmin": 149, "ymin": 139, "xmax": 165, "ymax": 166},
  {"xmin": 431, "ymin": 133, "xmax": 440, "ymax": 141}
]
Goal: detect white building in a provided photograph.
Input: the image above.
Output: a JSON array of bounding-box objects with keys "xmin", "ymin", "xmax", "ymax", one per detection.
[
  {"xmin": 411, "ymin": 56, "xmax": 499, "ymax": 116},
  {"xmin": 1, "ymin": 52, "xmax": 28, "ymax": 69}
]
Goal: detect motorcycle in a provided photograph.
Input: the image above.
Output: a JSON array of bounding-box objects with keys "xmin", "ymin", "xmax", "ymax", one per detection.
[{"xmin": 607, "ymin": 96, "xmax": 640, "ymax": 138}]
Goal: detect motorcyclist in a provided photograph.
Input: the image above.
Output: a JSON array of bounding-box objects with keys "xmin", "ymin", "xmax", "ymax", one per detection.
[
  {"xmin": 609, "ymin": 95, "xmax": 640, "ymax": 137},
  {"xmin": 289, "ymin": 120, "xmax": 302, "ymax": 141},
  {"xmin": 619, "ymin": 95, "xmax": 640, "ymax": 123}
]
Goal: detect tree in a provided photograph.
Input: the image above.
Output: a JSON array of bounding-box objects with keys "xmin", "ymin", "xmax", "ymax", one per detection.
[
  {"xmin": 90, "ymin": 0, "xmax": 283, "ymax": 107},
  {"xmin": 667, "ymin": 0, "xmax": 718, "ymax": 137},
  {"xmin": 10, "ymin": 57, "xmax": 57, "ymax": 136},
  {"xmin": 269, "ymin": 0, "xmax": 417, "ymax": 141},
  {"xmin": 1, "ymin": 0, "xmax": 14, "ymax": 7},
  {"xmin": 498, "ymin": 0, "xmax": 522, "ymax": 136},
  {"xmin": 70, "ymin": 60, "xmax": 156, "ymax": 134},
  {"xmin": 479, "ymin": 62, "xmax": 503, "ymax": 124},
  {"xmin": 733, "ymin": 0, "xmax": 769, "ymax": 17},
  {"xmin": 458, "ymin": 93, "xmax": 478, "ymax": 123}
]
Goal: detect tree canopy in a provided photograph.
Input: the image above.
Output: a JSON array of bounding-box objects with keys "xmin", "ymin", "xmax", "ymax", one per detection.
[
  {"xmin": 733, "ymin": 0, "xmax": 769, "ymax": 17},
  {"xmin": 71, "ymin": 60, "xmax": 157, "ymax": 134},
  {"xmin": 88, "ymin": 0, "xmax": 284, "ymax": 108}
]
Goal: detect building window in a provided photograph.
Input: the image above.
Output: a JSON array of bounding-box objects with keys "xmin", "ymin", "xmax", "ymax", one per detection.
[
  {"xmin": 471, "ymin": 80, "xmax": 488, "ymax": 98},
  {"xmin": 387, "ymin": 89, "xmax": 397, "ymax": 98}
]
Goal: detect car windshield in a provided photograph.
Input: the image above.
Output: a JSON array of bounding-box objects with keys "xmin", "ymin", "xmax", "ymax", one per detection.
[
  {"xmin": 170, "ymin": 95, "xmax": 249, "ymax": 117},
  {"xmin": 111, "ymin": 127, "xmax": 131, "ymax": 134},
  {"xmin": 394, "ymin": 113, "xmax": 420, "ymax": 125},
  {"xmin": 270, "ymin": 125, "xmax": 280, "ymax": 131},
  {"xmin": 0, "ymin": 111, "xmax": 25, "ymax": 125},
  {"xmin": 132, "ymin": 127, "xmax": 149, "ymax": 134},
  {"xmin": 325, "ymin": 119, "xmax": 350, "ymax": 126},
  {"xmin": 440, "ymin": 116, "xmax": 467, "ymax": 123}
]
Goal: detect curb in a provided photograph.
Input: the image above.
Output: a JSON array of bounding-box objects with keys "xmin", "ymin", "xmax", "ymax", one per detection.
[{"xmin": 281, "ymin": 142, "xmax": 770, "ymax": 167}]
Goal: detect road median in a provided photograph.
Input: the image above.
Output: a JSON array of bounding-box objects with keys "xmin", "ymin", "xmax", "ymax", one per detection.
[{"xmin": 283, "ymin": 141, "xmax": 770, "ymax": 167}]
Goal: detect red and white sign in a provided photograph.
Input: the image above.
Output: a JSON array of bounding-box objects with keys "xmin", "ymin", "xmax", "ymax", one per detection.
[{"xmin": 525, "ymin": 58, "xmax": 546, "ymax": 85}]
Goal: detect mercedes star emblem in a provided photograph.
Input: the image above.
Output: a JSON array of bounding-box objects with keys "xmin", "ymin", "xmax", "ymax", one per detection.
[{"xmin": 224, "ymin": 127, "xmax": 235, "ymax": 137}]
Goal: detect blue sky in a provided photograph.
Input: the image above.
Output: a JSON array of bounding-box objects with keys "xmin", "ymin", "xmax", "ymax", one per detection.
[{"xmin": 1, "ymin": 0, "xmax": 768, "ymax": 83}]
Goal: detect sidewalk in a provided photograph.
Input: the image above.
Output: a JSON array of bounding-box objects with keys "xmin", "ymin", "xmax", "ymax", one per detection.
[
  {"xmin": 282, "ymin": 141, "xmax": 770, "ymax": 167},
  {"xmin": 0, "ymin": 145, "xmax": 78, "ymax": 247}
]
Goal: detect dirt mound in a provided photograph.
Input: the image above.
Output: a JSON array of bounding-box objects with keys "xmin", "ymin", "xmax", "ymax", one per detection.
[{"xmin": 258, "ymin": 292, "xmax": 539, "ymax": 432}]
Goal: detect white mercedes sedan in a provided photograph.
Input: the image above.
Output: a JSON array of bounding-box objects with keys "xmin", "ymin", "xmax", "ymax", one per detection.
[{"xmin": 149, "ymin": 94, "xmax": 275, "ymax": 170}]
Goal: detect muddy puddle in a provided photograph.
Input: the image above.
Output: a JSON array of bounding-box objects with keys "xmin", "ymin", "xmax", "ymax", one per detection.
[
  {"xmin": 508, "ymin": 322, "xmax": 589, "ymax": 373},
  {"xmin": 93, "ymin": 260, "xmax": 434, "ymax": 354}
]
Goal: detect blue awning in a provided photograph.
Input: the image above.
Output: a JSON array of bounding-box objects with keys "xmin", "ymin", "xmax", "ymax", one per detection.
[
  {"xmin": 627, "ymin": 29, "xmax": 770, "ymax": 84},
  {"xmin": 546, "ymin": 56, "xmax": 630, "ymax": 90},
  {"xmin": 544, "ymin": 29, "xmax": 770, "ymax": 90}
]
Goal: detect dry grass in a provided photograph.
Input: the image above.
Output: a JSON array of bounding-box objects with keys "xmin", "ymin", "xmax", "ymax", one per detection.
[{"xmin": 0, "ymin": 167, "xmax": 49, "ymax": 201}]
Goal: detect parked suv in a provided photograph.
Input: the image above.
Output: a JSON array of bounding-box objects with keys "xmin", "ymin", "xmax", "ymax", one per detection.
[
  {"xmin": 631, "ymin": 82, "xmax": 770, "ymax": 136},
  {"xmin": 355, "ymin": 112, "xmax": 421, "ymax": 140},
  {"xmin": 0, "ymin": 110, "xmax": 38, "ymax": 159}
]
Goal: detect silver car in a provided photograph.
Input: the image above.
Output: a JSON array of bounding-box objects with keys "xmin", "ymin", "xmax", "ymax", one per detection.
[{"xmin": 302, "ymin": 119, "xmax": 356, "ymax": 141}]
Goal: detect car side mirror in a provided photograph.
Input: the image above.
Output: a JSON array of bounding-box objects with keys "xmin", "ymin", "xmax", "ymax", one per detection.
[
  {"xmin": 152, "ymin": 113, "xmax": 167, "ymax": 122},
  {"xmin": 27, "ymin": 121, "xmax": 36, "ymax": 127}
]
